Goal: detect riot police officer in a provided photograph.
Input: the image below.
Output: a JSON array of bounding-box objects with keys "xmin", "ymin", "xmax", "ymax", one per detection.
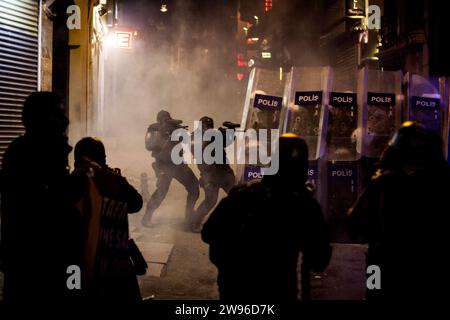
[
  {"xmin": 190, "ymin": 116, "xmax": 236, "ymax": 233},
  {"xmin": 142, "ymin": 110, "xmax": 199, "ymax": 227},
  {"xmin": 202, "ymin": 134, "xmax": 332, "ymax": 300},
  {"xmin": 348, "ymin": 121, "xmax": 450, "ymax": 300}
]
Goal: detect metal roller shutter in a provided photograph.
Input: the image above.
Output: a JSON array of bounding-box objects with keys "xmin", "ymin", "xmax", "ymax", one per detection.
[
  {"xmin": 0, "ymin": 0, "xmax": 39, "ymax": 167},
  {"xmin": 336, "ymin": 42, "xmax": 357, "ymax": 76}
]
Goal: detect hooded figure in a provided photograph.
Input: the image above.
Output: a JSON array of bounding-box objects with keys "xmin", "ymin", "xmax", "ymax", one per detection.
[
  {"xmin": 349, "ymin": 121, "xmax": 450, "ymax": 300},
  {"xmin": 0, "ymin": 92, "xmax": 81, "ymax": 302},
  {"xmin": 202, "ymin": 134, "xmax": 331, "ymax": 301}
]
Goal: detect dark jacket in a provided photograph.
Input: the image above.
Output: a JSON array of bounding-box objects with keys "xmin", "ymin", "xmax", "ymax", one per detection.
[
  {"xmin": 72, "ymin": 161, "xmax": 143, "ymax": 301},
  {"xmin": 202, "ymin": 178, "xmax": 331, "ymax": 301},
  {"xmin": 0, "ymin": 134, "xmax": 81, "ymax": 301},
  {"xmin": 349, "ymin": 162, "xmax": 450, "ymax": 300}
]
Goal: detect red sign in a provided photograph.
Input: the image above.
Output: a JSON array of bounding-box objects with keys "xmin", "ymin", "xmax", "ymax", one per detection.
[
  {"xmin": 237, "ymin": 53, "xmax": 247, "ymax": 67},
  {"xmin": 265, "ymin": 0, "xmax": 273, "ymax": 12},
  {"xmin": 236, "ymin": 53, "xmax": 247, "ymax": 81}
]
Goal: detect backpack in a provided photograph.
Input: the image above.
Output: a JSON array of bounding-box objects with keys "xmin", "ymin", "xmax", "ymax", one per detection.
[{"xmin": 145, "ymin": 123, "xmax": 163, "ymax": 152}]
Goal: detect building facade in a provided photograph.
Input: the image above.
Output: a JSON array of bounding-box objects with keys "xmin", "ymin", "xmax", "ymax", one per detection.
[{"xmin": 0, "ymin": 0, "xmax": 111, "ymax": 166}]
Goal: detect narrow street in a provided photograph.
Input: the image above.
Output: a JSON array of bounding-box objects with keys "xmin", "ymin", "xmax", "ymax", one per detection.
[
  {"xmin": 2, "ymin": 0, "xmax": 448, "ymax": 309},
  {"xmin": 127, "ymin": 183, "xmax": 367, "ymax": 300},
  {"xmin": 0, "ymin": 175, "xmax": 367, "ymax": 302},
  {"xmin": 129, "ymin": 190, "xmax": 219, "ymax": 300}
]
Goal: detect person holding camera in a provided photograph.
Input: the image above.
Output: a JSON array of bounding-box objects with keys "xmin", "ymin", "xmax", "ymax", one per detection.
[{"xmin": 72, "ymin": 137, "xmax": 143, "ymax": 301}]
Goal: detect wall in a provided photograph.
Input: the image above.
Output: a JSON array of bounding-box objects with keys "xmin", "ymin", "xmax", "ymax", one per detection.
[
  {"xmin": 68, "ymin": 0, "xmax": 107, "ymax": 148},
  {"xmin": 40, "ymin": 2, "xmax": 53, "ymax": 91}
]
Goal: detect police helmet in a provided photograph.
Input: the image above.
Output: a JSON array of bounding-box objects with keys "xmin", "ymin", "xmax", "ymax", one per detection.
[
  {"xmin": 199, "ymin": 116, "xmax": 214, "ymax": 130},
  {"xmin": 389, "ymin": 121, "xmax": 443, "ymax": 166},
  {"xmin": 157, "ymin": 110, "xmax": 172, "ymax": 123},
  {"xmin": 277, "ymin": 133, "xmax": 309, "ymax": 182}
]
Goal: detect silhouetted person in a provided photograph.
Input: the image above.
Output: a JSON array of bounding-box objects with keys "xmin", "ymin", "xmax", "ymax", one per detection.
[
  {"xmin": 0, "ymin": 92, "xmax": 81, "ymax": 302},
  {"xmin": 202, "ymin": 134, "xmax": 332, "ymax": 301},
  {"xmin": 142, "ymin": 110, "xmax": 199, "ymax": 227},
  {"xmin": 349, "ymin": 121, "xmax": 450, "ymax": 300},
  {"xmin": 72, "ymin": 137, "xmax": 143, "ymax": 301},
  {"xmin": 190, "ymin": 116, "xmax": 236, "ymax": 233}
]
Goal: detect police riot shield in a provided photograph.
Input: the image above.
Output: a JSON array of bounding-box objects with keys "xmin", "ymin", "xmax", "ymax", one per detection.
[
  {"xmin": 360, "ymin": 68, "xmax": 403, "ymax": 158},
  {"xmin": 322, "ymin": 69, "xmax": 362, "ymax": 243},
  {"xmin": 241, "ymin": 68, "xmax": 286, "ymax": 130},
  {"xmin": 439, "ymin": 77, "xmax": 450, "ymax": 161},
  {"xmin": 324, "ymin": 160, "xmax": 360, "ymax": 243},
  {"xmin": 359, "ymin": 68, "xmax": 403, "ymax": 187},
  {"xmin": 326, "ymin": 69, "xmax": 361, "ymax": 161},
  {"xmin": 237, "ymin": 67, "xmax": 288, "ymax": 183},
  {"xmin": 281, "ymin": 66, "xmax": 331, "ymax": 160},
  {"xmin": 281, "ymin": 66, "xmax": 331, "ymax": 201},
  {"xmin": 405, "ymin": 73, "xmax": 443, "ymax": 133}
]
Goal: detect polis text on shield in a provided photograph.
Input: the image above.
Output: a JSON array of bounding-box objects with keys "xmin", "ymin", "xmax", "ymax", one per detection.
[
  {"xmin": 368, "ymin": 92, "xmax": 395, "ymax": 107},
  {"xmin": 412, "ymin": 96, "xmax": 440, "ymax": 109},
  {"xmin": 254, "ymin": 94, "xmax": 282, "ymax": 111},
  {"xmin": 330, "ymin": 92, "xmax": 357, "ymax": 107},
  {"xmin": 295, "ymin": 91, "xmax": 323, "ymax": 105}
]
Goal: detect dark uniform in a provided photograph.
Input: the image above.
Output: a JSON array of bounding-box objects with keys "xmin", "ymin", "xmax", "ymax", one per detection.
[
  {"xmin": 349, "ymin": 122, "xmax": 450, "ymax": 300},
  {"xmin": 190, "ymin": 117, "xmax": 236, "ymax": 232},
  {"xmin": 142, "ymin": 110, "xmax": 199, "ymax": 227},
  {"xmin": 202, "ymin": 134, "xmax": 332, "ymax": 301}
]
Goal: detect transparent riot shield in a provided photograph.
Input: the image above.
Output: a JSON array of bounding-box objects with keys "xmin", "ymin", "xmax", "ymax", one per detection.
[
  {"xmin": 237, "ymin": 67, "xmax": 288, "ymax": 183},
  {"xmin": 324, "ymin": 160, "xmax": 360, "ymax": 243},
  {"xmin": 326, "ymin": 69, "xmax": 361, "ymax": 161},
  {"xmin": 439, "ymin": 77, "xmax": 450, "ymax": 161},
  {"xmin": 281, "ymin": 66, "xmax": 331, "ymax": 160},
  {"xmin": 405, "ymin": 73, "xmax": 442, "ymax": 133},
  {"xmin": 281, "ymin": 66, "xmax": 331, "ymax": 202},
  {"xmin": 241, "ymin": 68, "xmax": 286, "ymax": 131},
  {"xmin": 322, "ymin": 69, "xmax": 361, "ymax": 243},
  {"xmin": 360, "ymin": 68, "xmax": 402, "ymax": 158}
]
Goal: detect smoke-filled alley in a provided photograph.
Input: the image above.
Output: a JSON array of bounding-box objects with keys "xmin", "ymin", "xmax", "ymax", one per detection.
[{"xmin": 1, "ymin": 0, "xmax": 450, "ymax": 316}]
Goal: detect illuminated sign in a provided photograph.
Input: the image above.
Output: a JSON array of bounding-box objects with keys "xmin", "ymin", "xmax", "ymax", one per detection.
[
  {"xmin": 265, "ymin": 0, "xmax": 273, "ymax": 12},
  {"xmin": 346, "ymin": 0, "xmax": 365, "ymax": 17},
  {"xmin": 115, "ymin": 31, "xmax": 132, "ymax": 49},
  {"xmin": 261, "ymin": 52, "xmax": 271, "ymax": 59},
  {"xmin": 237, "ymin": 53, "xmax": 248, "ymax": 66},
  {"xmin": 236, "ymin": 53, "xmax": 247, "ymax": 80}
]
